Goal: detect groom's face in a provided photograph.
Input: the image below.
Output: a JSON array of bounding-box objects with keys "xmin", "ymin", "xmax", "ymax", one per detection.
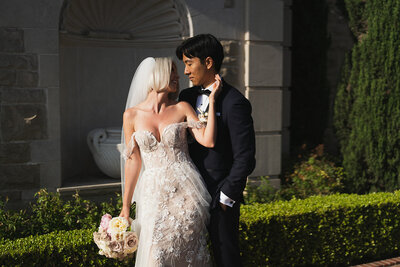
[{"xmin": 182, "ymin": 54, "xmax": 208, "ymax": 87}]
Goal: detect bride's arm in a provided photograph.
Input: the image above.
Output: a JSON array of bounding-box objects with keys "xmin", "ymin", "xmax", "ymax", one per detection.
[
  {"xmin": 119, "ymin": 110, "xmax": 141, "ymax": 220},
  {"xmin": 181, "ymin": 75, "xmax": 222, "ymax": 148}
]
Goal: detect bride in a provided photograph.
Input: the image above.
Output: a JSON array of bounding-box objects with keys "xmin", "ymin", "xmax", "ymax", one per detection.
[{"xmin": 119, "ymin": 57, "xmax": 221, "ymax": 266}]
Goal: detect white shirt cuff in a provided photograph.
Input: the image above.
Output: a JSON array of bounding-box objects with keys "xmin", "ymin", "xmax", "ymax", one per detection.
[{"xmin": 220, "ymin": 191, "xmax": 235, "ymax": 207}]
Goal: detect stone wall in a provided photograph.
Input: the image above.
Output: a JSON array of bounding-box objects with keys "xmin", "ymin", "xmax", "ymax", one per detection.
[
  {"xmin": 0, "ymin": 27, "xmax": 43, "ymax": 208},
  {"xmin": 220, "ymin": 40, "xmax": 242, "ymax": 90},
  {"xmin": 0, "ymin": 0, "xmax": 63, "ymax": 209},
  {"xmin": 186, "ymin": 0, "xmax": 292, "ymax": 188},
  {"xmin": 244, "ymin": 0, "xmax": 292, "ymax": 187}
]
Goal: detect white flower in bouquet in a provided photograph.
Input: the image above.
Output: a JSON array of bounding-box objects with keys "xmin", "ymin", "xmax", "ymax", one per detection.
[{"xmin": 107, "ymin": 216, "xmax": 130, "ymax": 240}]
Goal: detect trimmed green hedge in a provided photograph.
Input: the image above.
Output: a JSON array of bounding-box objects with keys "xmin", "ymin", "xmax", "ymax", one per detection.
[
  {"xmin": 0, "ymin": 229, "xmax": 132, "ymax": 266},
  {"xmin": 240, "ymin": 191, "xmax": 400, "ymax": 266},
  {"xmin": 2, "ymin": 192, "xmax": 400, "ymax": 266}
]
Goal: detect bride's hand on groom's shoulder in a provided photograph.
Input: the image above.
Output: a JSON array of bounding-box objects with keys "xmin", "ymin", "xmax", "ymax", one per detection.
[{"xmin": 210, "ymin": 74, "xmax": 222, "ymax": 101}]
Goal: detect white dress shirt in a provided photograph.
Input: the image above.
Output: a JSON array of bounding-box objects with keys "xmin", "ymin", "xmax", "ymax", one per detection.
[{"xmin": 196, "ymin": 82, "xmax": 236, "ymax": 208}]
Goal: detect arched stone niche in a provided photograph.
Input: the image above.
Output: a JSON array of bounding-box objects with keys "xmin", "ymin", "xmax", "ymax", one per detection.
[
  {"xmin": 60, "ymin": 0, "xmax": 190, "ymax": 40},
  {"xmin": 59, "ymin": 0, "xmax": 191, "ymax": 185}
]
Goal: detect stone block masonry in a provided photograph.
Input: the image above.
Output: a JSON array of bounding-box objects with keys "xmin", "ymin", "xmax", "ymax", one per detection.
[
  {"xmin": 220, "ymin": 40, "xmax": 242, "ymax": 90},
  {"xmin": 0, "ymin": 27, "xmax": 46, "ymax": 208},
  {"xmin": 244, "ymin": 0, "xmax": 292, "ymax": 181},
  {"xmin": 0, "ymin": 28, "xmax": 24, "ymax": 53}
]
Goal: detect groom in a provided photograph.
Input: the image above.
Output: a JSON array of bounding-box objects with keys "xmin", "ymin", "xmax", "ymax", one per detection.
[{"xmin": 177, "ymin": 34, "xmax": 256, "ymax": 267}]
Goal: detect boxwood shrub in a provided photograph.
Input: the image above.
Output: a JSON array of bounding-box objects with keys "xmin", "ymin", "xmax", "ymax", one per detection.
[
  {"xmin": 0, "ymin": 229, "xmax": 133, "ymax": 266},
  {"xmin": 240, "ymin": 191, "xmax": 400, "ymax": 266},
  {"xmin": 2, "ymin": 191, "xmax": 400, "ymax": 266}
]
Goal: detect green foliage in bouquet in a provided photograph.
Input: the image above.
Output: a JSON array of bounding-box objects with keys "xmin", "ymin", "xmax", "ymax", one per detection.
[
  {"xmin": 0, "ymin": 189, "xmax": 135, "ymax": 241},
  {"xmin": 3, "ymin": 191, "xmax": 400, "ymax": 266},
  {"xmin": 334, "ymin": 0, "xmax": 400, "ymax": 193}
]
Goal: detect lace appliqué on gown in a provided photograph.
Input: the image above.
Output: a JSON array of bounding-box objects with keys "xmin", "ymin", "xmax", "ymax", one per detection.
[{"xmin": 122, "ymin": 120, "xmax": 211, "ymax": 267}]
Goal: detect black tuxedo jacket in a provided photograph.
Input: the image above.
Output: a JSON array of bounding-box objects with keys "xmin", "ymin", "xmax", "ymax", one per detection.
[{"xmin": 179, "ymin": 79, "xmax": 256, "ymax": 209}]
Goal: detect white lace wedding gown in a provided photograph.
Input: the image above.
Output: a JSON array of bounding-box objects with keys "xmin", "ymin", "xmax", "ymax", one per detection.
[{"xmin": 123, "ymin": 121, "xmax": 212, "ymax": 267}]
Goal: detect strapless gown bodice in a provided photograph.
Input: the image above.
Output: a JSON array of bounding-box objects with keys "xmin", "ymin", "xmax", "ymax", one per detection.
[
  {"xmin": 122, "ymin": 121, "xmax": 211, "ymax": 267},
  {"xmin": 130, "ymin": 122, "xmax": 196, "ymax": 170}
]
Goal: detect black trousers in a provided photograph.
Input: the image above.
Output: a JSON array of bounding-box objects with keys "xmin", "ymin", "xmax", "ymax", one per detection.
[{"xmin": 208, "ymin": 202, "xmax": 242, "ymax": 267}]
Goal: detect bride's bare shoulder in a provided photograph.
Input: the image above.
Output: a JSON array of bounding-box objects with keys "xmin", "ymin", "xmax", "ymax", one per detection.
[
  {"xmin": 123, "ymin": 107, "xmax": 138, "ymax": 122},
  {"xmin": 176, "ymin": 101, "xmax": 196, "ymax": 116},
  {"xmin": 176, "ymin": 100, "xmax": 192, "ymax": 110}
]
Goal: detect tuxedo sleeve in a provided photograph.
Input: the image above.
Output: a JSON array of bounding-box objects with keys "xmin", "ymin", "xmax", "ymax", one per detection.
[
  {"xmin": 221, "ymin": 97, "xmax": 256, "ymax": 202},
  {"xmin": 178, "ymin": 90, "xmax": 189, "ymax": 102}
]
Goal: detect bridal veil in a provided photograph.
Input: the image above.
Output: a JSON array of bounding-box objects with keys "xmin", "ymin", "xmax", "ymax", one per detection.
[{"xmin": 120, "ymin": 57, "xmax": 156, "ymax": 204}]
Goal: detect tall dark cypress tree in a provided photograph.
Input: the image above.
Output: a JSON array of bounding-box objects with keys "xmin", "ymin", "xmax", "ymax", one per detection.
[{"xmin": 334, "ymin": 0, "xmax": 400, "ymax": 193}]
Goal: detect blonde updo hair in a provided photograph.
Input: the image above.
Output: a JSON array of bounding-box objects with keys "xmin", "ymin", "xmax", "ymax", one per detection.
[{"xmin": 148, "ymin": 57, "xmax": 176, "ymax": 98}]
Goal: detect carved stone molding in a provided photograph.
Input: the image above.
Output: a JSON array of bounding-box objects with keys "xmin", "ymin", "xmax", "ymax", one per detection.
[{"xmin": 60, "ymin": 0, "xmax": 190, "ymax": 42}]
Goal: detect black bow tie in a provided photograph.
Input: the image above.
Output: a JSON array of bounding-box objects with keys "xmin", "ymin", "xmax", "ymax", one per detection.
[{"xmin": 197, "ymin": 88, "xmax": 211, "ymax": 96}]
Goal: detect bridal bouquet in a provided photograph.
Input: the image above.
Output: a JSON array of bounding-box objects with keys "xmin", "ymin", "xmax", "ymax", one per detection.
[{"xmin": 93, "ymin": 214, "xmax": 139, "ymax": 260}]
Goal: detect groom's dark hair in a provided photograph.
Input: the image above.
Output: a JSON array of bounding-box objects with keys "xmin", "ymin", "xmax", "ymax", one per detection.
[{"xmin": 176, "ymin": 34, "xmax": 224, "ymax": 73}]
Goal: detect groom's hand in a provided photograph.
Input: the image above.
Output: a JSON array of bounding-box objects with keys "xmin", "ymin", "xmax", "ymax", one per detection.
[{"xmin": 219, "ymin": 202, "xmax": 228, "ymax": 211}]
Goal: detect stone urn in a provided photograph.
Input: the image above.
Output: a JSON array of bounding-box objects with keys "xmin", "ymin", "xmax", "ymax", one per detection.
[{"xmin": 87, "ymin": 127, "xmax": 122, "ymax": 179}]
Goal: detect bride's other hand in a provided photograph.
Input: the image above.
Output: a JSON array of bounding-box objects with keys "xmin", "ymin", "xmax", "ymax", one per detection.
[{"xmin": 209, "ymin": 74, "xmax": 222, "ymax": 101}]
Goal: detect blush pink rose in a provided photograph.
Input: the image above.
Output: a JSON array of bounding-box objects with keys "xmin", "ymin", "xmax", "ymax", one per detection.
[
  {"xmin": 100, "ymin": 214, "xmax": 112, "ymax": 230},
  {"xmin": 109, "ymin": 240, "xmax": 124, "ymax": 253}
]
